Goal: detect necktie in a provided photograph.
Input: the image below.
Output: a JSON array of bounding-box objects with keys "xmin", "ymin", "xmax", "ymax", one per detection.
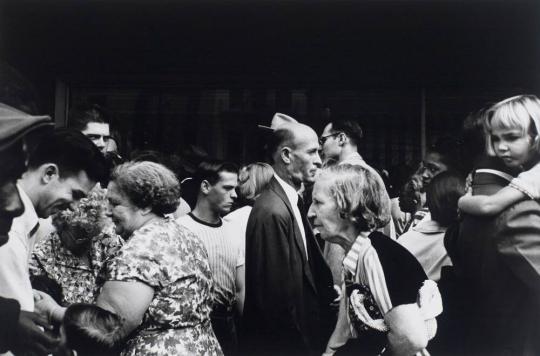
[{"xmin": 297, "ymin": 195, "xmax": 311, "ymax": 260}]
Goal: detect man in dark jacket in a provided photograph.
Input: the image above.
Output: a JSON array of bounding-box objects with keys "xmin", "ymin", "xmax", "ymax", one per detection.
[
  {"xmin": 242, "ymin": 121, "xmax": 335, "ymax": 355},
  {"xmin": 0, "ymin": 103, "xmax": 59, "ymax": 355},
  {"xmin": 447, "ymin": 166, "xmax": 540, "ymax": 355}
]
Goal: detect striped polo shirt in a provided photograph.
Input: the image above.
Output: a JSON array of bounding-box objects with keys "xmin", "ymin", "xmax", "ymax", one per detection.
[{"xmin": 177, "ymin": 213, "xmax": 244, "ymax": 309}]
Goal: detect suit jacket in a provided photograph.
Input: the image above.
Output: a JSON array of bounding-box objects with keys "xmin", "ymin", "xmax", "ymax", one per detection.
[
  {"xmin": 241, "ymin": 177, "xmax": 336, "ymax": 356},
  {"xmin": 448, "ymin": 170, "xmax": 540, "ymax": 356}
]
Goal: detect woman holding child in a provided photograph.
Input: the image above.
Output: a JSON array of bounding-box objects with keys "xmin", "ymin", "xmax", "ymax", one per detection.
[
  {"xmin": 449, "ymin": 94, "xmax": 540, "ymax": 355},
  {"xmin": 36, "ymin": 161, "xmax": 222, "ymax": 355}
]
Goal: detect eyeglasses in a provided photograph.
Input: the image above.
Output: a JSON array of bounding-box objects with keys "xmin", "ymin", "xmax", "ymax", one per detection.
[{"xmin": 319, "ymin": 132, "xmax": 341, "ymax": 146}]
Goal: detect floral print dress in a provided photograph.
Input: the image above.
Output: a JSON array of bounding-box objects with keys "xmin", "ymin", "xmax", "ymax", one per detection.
[
  {"xmin": 100, "ymin": 217, "xmax": 223, "ymax": 356},
  {"xmin": 30, "ymin": 224, "xmax": 123, "ymax": 305}
]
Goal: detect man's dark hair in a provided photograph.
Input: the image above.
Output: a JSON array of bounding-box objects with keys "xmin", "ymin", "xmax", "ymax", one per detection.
[
  {"xmin": 27, "ymin": 128, "xmax": 107, "ymax": 183},
  {"xmin": 67, "ymin": 104, "xmax": 109, "ymax": 132},
  {"xmin": 426, "ymin": 171, "xmax": 465, "ymax": 227},
  {"xmin": 193, "ymin": 160, "xmax": 238, "ymax": 188},
  {"xmin": 265, "ymin": 127, "xmax": 295, "ymax": 164},
  {"xmin": 331, "ymin": 119, "xmax": 363, "ymax": 146}
]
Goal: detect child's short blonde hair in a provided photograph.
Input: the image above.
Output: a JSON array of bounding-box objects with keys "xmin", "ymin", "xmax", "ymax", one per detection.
[{"xmin": 485, "ymin": 94, "xmax": 540, "ymax": 155}]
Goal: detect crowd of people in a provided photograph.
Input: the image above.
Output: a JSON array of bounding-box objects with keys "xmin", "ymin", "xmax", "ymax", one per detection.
[{"xmin": 0, "ymin": 93, "xmax": 539, "ymax": 356}]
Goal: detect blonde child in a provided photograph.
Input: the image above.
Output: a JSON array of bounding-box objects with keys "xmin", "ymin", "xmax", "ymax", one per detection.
[{"xmin": 458, "ymin": 95, "xmax": 540, "ymax": 215}]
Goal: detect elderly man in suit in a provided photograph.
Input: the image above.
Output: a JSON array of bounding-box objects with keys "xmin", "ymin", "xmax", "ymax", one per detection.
[{"xmin": 241, "ymin": 120, "xmax": 336, "ymax": 356}]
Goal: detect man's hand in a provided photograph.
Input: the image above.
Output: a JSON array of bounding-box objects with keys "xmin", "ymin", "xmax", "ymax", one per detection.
[
  {"xmin": 11, "ymin": 311, "xmax": 60, "ymax": 355},
  {"xmin": 34, "ymin": 289, "xmax": 66, "ymax": 323}
]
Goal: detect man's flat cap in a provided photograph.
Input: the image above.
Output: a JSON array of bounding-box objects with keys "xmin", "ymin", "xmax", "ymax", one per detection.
[{"xmin": 0, "ymin": 103, "xmax": 53, "ymax": 151}]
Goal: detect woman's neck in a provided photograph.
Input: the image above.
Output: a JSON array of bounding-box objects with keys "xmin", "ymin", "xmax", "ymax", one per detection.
[{"xmin": 339, "ymin": 227, "xmax": 366, "ymax": 253}]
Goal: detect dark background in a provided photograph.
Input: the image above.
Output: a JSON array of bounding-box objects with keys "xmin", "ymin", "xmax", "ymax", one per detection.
[{"xmin": 1, "ymin": 0, "xmax": 539, "ymax": 168}]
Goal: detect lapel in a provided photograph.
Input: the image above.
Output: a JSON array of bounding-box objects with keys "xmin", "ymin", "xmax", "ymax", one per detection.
[{"xmin": 269, "ymin": 177, "xmax": 317, "ymax": 293}]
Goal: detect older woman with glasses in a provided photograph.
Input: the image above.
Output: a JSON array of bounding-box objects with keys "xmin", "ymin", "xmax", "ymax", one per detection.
[
  {"xmin": 36, "ymin": 161, "xmax": 222, "ymax": 355},
  {"xmin": 308, "ymin": 164, "xmax": 441, "ymax": 355}
]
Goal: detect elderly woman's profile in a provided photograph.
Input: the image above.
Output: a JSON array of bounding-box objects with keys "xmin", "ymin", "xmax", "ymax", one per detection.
[{"xmin": 308, "ymin": 164, "xmax": 442, "ymax": 355}]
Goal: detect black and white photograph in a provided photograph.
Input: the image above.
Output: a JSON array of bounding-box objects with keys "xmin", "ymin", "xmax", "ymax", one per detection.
[{"xmin": 1, "ymin": 0, "xmax": 539, "ymax": 355}]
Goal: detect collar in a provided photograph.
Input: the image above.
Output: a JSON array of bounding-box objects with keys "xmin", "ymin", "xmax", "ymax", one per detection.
[
  {"xmin": 342, "ymin": 231, "xmax": 371, "ymax": 278},
  {"xmin": 474, "ymin": 168, "xmax": 513, "ymax": 183},
  {"xmin": 412, "ymin": 218, "xmax": 446, "ymax": 234},
  {"xmin": 340, "ymin": 152, "xmax": 364, "ymax": 165},
  {"xmin": 11, "ymin": 183, "xmax": 39, "ymax": 237},
  {"xmin": 274, "ymin": 173, "xmax": 299, "ymax": 207},
  {"xmin": 188, "ymin": 212, "xmax": 222, "ymax": 227}
]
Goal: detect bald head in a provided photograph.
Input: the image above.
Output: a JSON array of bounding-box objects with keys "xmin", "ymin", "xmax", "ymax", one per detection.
[{"xmin": 270, "ymin": 123, "xmax": 322, "ymax": 189}]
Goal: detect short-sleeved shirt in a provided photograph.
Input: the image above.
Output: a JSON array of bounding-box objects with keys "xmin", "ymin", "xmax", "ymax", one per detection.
[
  {"xmin": 510, "ymin": 162, "xmax": 540, "ymax": 199},
  {"xmin": 101, "ymin": 217, "xmax": 222, "ymax": 356},
  {"xmin": 177, "ymin": 213, "xmax": 244, "ymax": 309},
  {"xmin": 30, "ymin": 224, "xmax": 123, "ymax": 305}
]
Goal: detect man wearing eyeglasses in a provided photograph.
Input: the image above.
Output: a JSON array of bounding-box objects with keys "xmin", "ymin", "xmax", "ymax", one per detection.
[
  {"xmin": 319, "ymin": 119, "xmax": 373, "ymax": 168},
  {"xmin": 319, "ymin": 119, "xmax": 395, "ymax": 286}
]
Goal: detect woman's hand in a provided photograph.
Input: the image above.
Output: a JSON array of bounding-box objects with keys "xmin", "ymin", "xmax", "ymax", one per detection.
[{"xmin": 33, "ymin": 289, "xmax": 66, "ymax": 323}]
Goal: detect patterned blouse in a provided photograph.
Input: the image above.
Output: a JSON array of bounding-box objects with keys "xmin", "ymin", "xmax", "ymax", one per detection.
[
  {"xmin": 30, "ymin": 224, "xmax": 123, "ymax": 306},
  {"xmin": 100, "ymin": 217, "xmax": 223, "ymax": 356}
]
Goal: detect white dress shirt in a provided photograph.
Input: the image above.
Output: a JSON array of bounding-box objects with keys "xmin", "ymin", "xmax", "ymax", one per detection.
[
  {"xmin": 0, "ymin": 184, "xmax": 40, "ymax": 311},
  {"xmin": 274, "ymin": 174, "xmax": 308, "ymax": 259}
]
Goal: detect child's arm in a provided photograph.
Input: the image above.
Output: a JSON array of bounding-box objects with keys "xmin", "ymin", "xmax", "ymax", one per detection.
[{"xmin": 458, "ymin": 185, "xmax": 527, "ymax": 216}]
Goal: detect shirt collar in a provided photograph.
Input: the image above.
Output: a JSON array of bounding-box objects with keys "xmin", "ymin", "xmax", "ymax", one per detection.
[
  {"xmin": 274, "ymin": 173, "xmax": 299, "ymax": 207},
  {"xmin": 341, "ymin": 152, "xmax": 364, "ymax": 164},
  {"xmin": 342, "ymin": 231, "xmax": 371, "ymax": 278},
  {"xmin": 412, "ymin": 218, "xmax": 446, "ymax": 234},
  {"xmin": 12, "ymin": 183, "xmax": 39, "ymax": 237}
]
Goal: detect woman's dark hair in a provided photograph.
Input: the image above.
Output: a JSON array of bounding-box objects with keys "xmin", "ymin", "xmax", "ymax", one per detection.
[
  {"xmin": 426, "ymin": 171, "xmax": 466, "ymax": 227},
  {"xmin": 63, "ymin": 304, "xmax": 123, "ymax": 356}
]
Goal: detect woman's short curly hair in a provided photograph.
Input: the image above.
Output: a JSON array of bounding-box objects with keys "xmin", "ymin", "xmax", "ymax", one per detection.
[
  {"xmin": 318, "ymin": 164, "xmax": 391, "ymax": 231},
  {"xmin": 110, "ymin": 161, "xmax": 180, "ymax": 215}
]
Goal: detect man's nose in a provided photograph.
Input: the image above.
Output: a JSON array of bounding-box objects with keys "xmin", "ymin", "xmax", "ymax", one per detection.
[
  {"xmin": 314, "ymin": 152, "xmax": 322, "ymax": 167},
  {"xmin": 95, "ymin": 137, "xmax": 106, "ymax": 148},
  {"xmin": 231, "ymin": 189, "xmax": 238, "ymax": 199},
  {"xmin": 307, "ymin": 204, "xmax": 315, "ymax": 218}
]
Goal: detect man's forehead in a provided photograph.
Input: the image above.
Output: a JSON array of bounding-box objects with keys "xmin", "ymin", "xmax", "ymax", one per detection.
[
  {"xmin": 217, "ymin": 171, "xmax": 238, "ymax": 183},
  {"xmin": 424, "ymin": 152, "xmax": 444, "ymax": 165},
  {"xmin": 82, "ymin": 122, "xmax": 110, "ymax": 135}
]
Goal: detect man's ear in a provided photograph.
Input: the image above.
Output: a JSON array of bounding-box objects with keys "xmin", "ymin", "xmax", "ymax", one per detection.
[
  {"xmin": 280, "ymin": 147, "xmax": 292, "ymax": 164},
  {"xmin": 41, "ymin": 164, "xmax": 60, "ymax": 184},
  {"xmin": 337, "ymin": 133, "xmax": 348, "ymax": 146},
  {"xmin": 200, "ymin": 180, "xmax": 212, "ymax": 195}
]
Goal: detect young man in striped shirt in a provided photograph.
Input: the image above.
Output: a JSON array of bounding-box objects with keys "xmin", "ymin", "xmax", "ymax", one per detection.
[{"xmin": 177, "ymin": 160, "xmax": 244, "ymax": 355}]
